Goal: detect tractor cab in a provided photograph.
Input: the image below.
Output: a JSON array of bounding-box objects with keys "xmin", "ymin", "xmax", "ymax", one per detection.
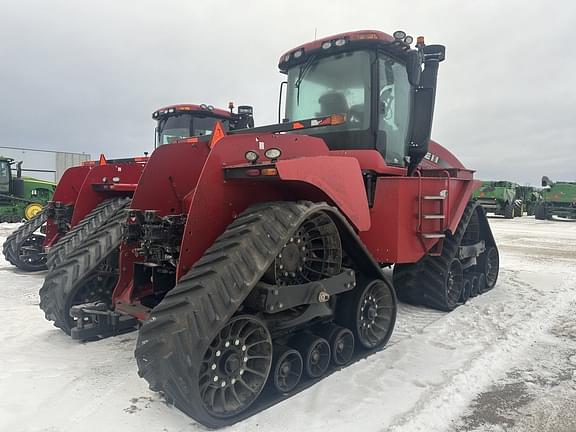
[
  {"xmin": 278, "ymin": 30, "xmax": 445, "ymax": 172},
  {"xmin": 153, "ymin": 103, "xmax": 254, "ymax": 146},
  {"xmin": 0, "ymin": 157, "xmax": 11, "ymax": 194}
]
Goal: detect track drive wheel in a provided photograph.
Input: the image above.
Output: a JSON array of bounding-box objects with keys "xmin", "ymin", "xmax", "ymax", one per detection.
[
  {"xmin": 338, "ymin": 278, "xmax": 396, "ymax": 350},
  {"xmin": 479, "ymin": 246, "xmax": 499, "ymax": 292}
]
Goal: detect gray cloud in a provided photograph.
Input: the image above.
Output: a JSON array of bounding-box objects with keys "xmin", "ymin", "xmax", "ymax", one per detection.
[{"xmin": 0, "ymin": 0, "xmax": 574, "ymax": 186}]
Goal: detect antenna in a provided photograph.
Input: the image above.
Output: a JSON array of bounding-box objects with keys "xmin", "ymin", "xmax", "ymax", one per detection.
[{"xmin": 314, "ymin": 28, "xmax": 317, "ymax": 40}]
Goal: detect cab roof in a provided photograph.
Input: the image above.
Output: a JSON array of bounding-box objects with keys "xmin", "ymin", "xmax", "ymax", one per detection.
[
  {"xmin": 152, "ymin": 104, "xmax": 232, "ymax": 120},
  {"xmin": 278, "ymin": 29, "xmax": 403, "ymax": 72}
]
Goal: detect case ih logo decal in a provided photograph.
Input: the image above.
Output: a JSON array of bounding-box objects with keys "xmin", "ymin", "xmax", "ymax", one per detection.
[{"xmin": 424, "ymin": 152, "xmax": 440, "ymax": 164}]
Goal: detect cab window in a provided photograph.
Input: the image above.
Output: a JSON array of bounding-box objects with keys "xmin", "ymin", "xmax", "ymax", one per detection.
[{"xmin": 378, "ymin": 55, "xmax": 411, "ymax": 166}]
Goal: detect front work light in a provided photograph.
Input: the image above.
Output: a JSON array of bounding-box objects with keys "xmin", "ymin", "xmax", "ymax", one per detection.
[
  {"xmin": 264, "ymin": 148, "xmax": 281, "ymax": 160},
  {"xmin": 393, "ymin": 30, "xmax": 406, "ymax": 40},
  {"xmin": 245, "ymin": 151, "xmax": 259, "ymax": 163}
]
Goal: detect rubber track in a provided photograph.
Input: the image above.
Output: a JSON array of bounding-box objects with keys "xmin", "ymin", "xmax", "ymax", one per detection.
[
  {"xmin": 2, "ymin": 209, "xmax": 48, "ymax": 270},
  {"xmin": 39, "ymin": 202, "xmax": 130, "ymax": 334},
  {"xmin": 46, "ymin": 197, "xmax": 131, "ymax": 269},
  {"xmin": 394, "ymin": 201, "xmax": 491, "ymax": 311},
  {"xmin": 135, "ymin": 201, "xmax": 379, "ymax": 428}
]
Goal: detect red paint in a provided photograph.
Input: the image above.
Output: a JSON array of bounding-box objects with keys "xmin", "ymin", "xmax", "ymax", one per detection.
[
  {"xmin": 71, "ymin": 163, "xmax": 145, "ymax": 226},
  {"xmin": 154, "ymin": 104, "xmax": 232, "ymax": 119},
  {"xmin": 275, "ymin": 156, "xmax": 370, "ymax": 231},
  {"xmin": 43, "ymin": 166, "xmax": 92, "ymax": 247},
  {"xmin": 111, "ymin": 130, "xmax": 478, "ymax": 317},
  {"xmin": 279, "ymin": 30, "xmax": 395, "ymax": 67}
]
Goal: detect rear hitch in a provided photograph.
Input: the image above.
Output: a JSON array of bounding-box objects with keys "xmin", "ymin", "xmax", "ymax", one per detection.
[{"xmin": 70, "ymin": 302, "xmax": 138, "ymax": 340}]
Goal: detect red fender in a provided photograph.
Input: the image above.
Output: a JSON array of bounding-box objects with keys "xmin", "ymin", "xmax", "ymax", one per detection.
[
  {"xmin": 70, "ymin": 162, "xmax": 145, "ymax": 225},
  {"xmin": 275, "ymin": 156, "xmax": 370, "ymax": 231},
  {"xmin": 44, "ymin": 165, "xmax": 92, "ymax": 247},
  {"xmin": 175, "ymin": 133, "xmax": 332, "ymax": 278},
  {"xmin": 114, "ymin": 142, "xmax": 211, "ymax": 311}
]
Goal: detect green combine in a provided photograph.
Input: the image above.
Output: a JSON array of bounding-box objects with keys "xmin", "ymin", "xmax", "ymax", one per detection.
[
  {"xmin": 473, "ymin": 180, "xmax": 523, "ymax": 219},
  {"xmin": 536, "ymin": 176, "xmax": 576, "ymax": 220},
  {"xmin": 0, "ymin": 156, "xmax": 56, "ymax": 222}
]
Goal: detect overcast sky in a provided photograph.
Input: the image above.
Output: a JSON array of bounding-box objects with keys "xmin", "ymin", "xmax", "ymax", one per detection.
[{"xmin": 1, "ymin": 0, "xmax": 574, "ymax": 185}]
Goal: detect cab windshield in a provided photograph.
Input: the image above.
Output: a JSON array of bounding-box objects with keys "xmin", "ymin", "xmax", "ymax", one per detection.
[
  {"xmin": 285, "ymin": 50, "xmax": 371, "ymax": 131},
  {"xmin": 157, "ymin": 114, "xmax": 229, "ymax": 145}
]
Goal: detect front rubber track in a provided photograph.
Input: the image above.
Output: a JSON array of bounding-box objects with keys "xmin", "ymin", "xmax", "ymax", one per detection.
[
  {"xmin": 394, "ymin": 201, "xmax": 495, "ymax": 311},
  {"xmin": 2, "ymin": 209, "xmax": 48, "ymax": 271},
  {"xmin": 46, "ymin": 197, "xmax": 131, "ymax": 269},
  {"xmin": 135, "ymin": 201, "xmax": 388, "ymax": 428},
  {"xmin": 39, "ymin": 203, "xmax": 129, "ymax": 334}
]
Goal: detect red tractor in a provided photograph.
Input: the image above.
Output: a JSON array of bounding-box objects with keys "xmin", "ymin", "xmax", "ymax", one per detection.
[
  {"xmin": 2, "ymin": 103, "xmax": 253, "ymax": 271},
  {"xmin": 39, "ymin": 30, "xmax": 499, "ymax": 428}
]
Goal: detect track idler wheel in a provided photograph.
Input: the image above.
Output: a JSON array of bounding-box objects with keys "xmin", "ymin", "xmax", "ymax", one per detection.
[
  {"xmin": 15, "ymin": 233, "xmax": 47, "ymax": 272},
  {"xmin": 292, "ymin": 334, "xmax": 331, "ymax": 378},
  {"xmin": 271, "ymin": 346, "xmax": 303, "ymax": 393},
  {"xmin": 479, "ymin": 247, "xmax": 499, "ymax": 292},
  {"xmin": 199, "ymin": 315, "xmax": 273, "ymax": 419},
  {"xmin": 314, "ymin": 324, "xmax": 355, "ymax": 366}
]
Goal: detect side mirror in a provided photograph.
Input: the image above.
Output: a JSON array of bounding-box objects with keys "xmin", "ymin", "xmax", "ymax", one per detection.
[
  {"xmin": 541, "ymin": 176, "xmax": 554, "ymax": 188},
  {"xmin": 406, "ymin": 50, "xmax": 422, "ymax": 86}
]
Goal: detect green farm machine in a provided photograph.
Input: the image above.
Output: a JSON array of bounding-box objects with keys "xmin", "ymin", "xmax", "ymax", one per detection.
[
  {"xmin": 473, "ymin": 181, "xmax": 523, "ymax": 219},
  {"xmin": 536, "ymin": 176, "xmax": 576, "ymax": 220},
  {"xmin": 516, "ymin": 185, "xmax": 542, "ymax": 216},
  {"xmin": 0, "ymin": 156, "xmax": 56, "ymax": 222}
]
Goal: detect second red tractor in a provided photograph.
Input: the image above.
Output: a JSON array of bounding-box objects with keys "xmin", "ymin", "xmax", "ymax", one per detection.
[{"xmin": 39, "ymin": 30, "xmax": 499, "ymax": 428}]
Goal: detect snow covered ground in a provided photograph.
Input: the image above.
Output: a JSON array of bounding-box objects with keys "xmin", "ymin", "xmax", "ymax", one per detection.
[{"xmin": 0, "ymin": 217, "xmax": 574, "ymax": 432}]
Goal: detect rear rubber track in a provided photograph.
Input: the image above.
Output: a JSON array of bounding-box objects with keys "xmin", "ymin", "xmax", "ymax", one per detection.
[
  {"xmin": 394, "ymin": 201, "xmax": 488, "ymax": 311},
  {"xmin": 39, "ymin": 202, "xmax": 129, "ymax": 334},
  {"xmin": 135, "ymin": 201, "xmax": 381, "ymax": 428},
  {"xmin": 2, "ymin": 209, "xmax": 48, "ymax": 271},
  {"xmin": 46, "ymin": 197, "xmax": 131, "ymax": 269}
]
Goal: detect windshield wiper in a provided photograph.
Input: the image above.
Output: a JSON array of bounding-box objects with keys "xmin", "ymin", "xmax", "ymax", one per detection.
[{"xmin": 295, "ymin": 55, "xmax": 317, "ymax": 105}]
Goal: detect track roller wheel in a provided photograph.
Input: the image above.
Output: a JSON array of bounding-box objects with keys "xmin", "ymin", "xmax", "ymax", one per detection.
[
  {"xmin": 338, "ymin": 278, "xmax": 396, "ymax": 350},
  {"xmin": 199, "ymin": 315, "xmax": 273, "ymax": 419},
  {"xmin": 292, "ymin": 334, "xmax": 331, "ymax": 378},
  {"xmin": 477, "ymin": 272, "xmax": 487, "ymax": 293},
  {"xmin": 479, "ymin": 246, "xmax": 499, "ymax": 292},
  {"xmin": 314, "ymin": 324, "xmax": 355, "ymax": 366},
  {"xmin": 460, "ymin": 278, "xmax": 471, "ymax": 304},
  {"xmin": 469, "ymin": 274, "xmax": 480, "ymax": 297},
  {"xmin": 271, "ymin": 345, "xmax": 303, "ymax": 393}
]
